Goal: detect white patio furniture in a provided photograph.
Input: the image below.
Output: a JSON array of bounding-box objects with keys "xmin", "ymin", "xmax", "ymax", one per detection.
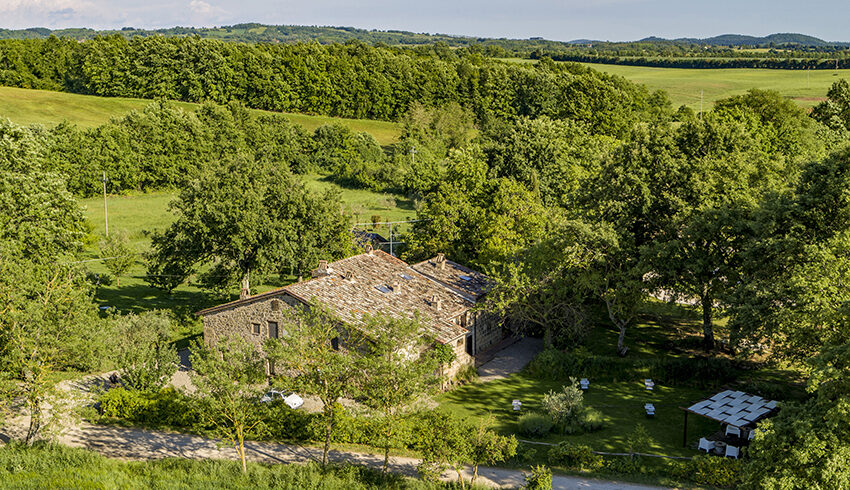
[
  {"xmin": 725, "ymin": 445, "xmax": 740, "ymax": 459},
  {"xmin": 580, "ymin": 378, "xmax": 590, "ymax": 390},
  {"xmin": 644, "ymin": 379, "xmax": 655, "ymax": 391},
  {"xmin": 644, "ymin": 403, "xmax": 655, "ymax": 417},
  {"xmin": 698, "ymin": 437, "xmax": 715, "ymax": 453},
  {"xmin": 512, "ymin": 399, "xmax": 522, "ymax": 411},
  {"xmin": 725, "ymin": 425, "xmax": 741, "ymax": 437}
]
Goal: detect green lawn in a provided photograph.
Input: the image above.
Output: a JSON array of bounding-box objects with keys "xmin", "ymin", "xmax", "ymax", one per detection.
[
  {"xmin": 78, "ymin": 176, "xmax": 416, "ymax": 335},
  {"xmin": 438, "ymin": 374, "xmax": 717, "ymax": 458},
  {"xmin": 0, "ymin": 86, "xmax": 401, "ymax": 145},
  {"xmin": 508, "ymin": 57, "xmax": 849, "ymax": 110},
  {"xmin": 579, "ymin": 63, "xmax": 850, "ymax": 110}
]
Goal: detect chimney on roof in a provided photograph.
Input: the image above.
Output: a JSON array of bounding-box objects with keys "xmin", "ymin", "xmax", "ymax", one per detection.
[
  {"xmin": 392, "ymin": 280, "xmax": 401, "ymax": 294},
  {"xmin": 365, "ymin": 243, "xmax": 373, "ymax": 254},
  {"xmin": 312, "ymin": 260, "xmax": 330, "ymax": 278},
  {"xmin": 435, "ymin": 253, "xmax": 446, "ymax": 270},
  {"xmin": 344, "ymin": 271, "xmax": 354, "ymax": 281},
  {"xmin": 432, "ymin": 294, "xmax": 442, "ymax": 311},
  {"xmin": 240, "ymin": 274, "xmax": 250, "ymax": 300}
]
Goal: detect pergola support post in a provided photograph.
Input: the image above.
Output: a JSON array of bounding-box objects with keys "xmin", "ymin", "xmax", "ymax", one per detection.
[{"xmin": 683, "ymin": 410, "xmax": 689, "ymax": 448}]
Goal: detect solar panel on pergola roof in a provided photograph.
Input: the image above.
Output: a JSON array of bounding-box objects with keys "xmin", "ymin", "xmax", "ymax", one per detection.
[{"xmin": 683, "ymin": 390, "xmax": 779, "ymax": 428}]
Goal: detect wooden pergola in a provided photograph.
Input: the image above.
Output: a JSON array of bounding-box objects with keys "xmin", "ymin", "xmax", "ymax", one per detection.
[{"xmin": 680, "ymin": 390, "xmax": 778, "ymax": 447}]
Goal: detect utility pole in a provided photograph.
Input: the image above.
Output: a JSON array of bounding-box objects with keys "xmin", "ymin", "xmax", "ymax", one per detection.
[
  {"xmin": 102, "ymin": 171, "xmax": 109, "ymax": 237},
  {"xmin": 700, "ymin": 90, "xmax": 704, "ymax": 119}
]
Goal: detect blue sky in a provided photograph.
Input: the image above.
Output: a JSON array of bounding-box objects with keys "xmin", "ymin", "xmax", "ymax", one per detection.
[{"xmin": 0, "ymin": 0, "xmax": 847, "ymax": 42}]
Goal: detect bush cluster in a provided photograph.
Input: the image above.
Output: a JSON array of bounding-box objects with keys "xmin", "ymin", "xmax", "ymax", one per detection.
[
  {"xmin": 517, "ymin": 413, "xmax": 554, "ymax": 437},
  {"xmin": 546, "ymin": 442, "xmax": 603, "ymax": 471}
]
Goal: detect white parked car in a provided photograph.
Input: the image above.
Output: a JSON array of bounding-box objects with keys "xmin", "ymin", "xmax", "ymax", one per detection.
[{"xmin": 259, "ymin": 389, "xmax": 304, "ymax": 409}]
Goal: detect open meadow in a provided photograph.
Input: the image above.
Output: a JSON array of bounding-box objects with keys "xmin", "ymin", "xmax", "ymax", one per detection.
[
  {"xmin": 0, "ymin": 86, "xmax": 401, "ymax": 145},
  {"xmin": 579, "ymin": 63, "xmax": 850, "ymax": 110}
]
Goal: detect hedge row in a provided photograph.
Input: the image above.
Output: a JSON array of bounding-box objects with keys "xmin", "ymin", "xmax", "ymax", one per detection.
[{"xmin": 525, "ymin": 349, "xmax": 743, "ymax": 389}]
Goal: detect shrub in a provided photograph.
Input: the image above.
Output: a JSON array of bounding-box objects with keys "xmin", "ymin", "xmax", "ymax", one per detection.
[
  {"xmin": 669, "ymin": 455, "xmax": 742, "ymax": 487},
  {"xmin": 547, "ymin": 442, "xmax": 603, "ymax": 470},
  {"xmin": 625, "ymin": 424, "xmax": 655, "ymax": 455},
  {"xmin": 98, "ymin": 387, "xmax": 154, "ymax": 419},
  {"xmin": 98, "ymin": 387, "xmax": 197, "ymax": 429},
  {"xmin": 578, "ymin": 407, "xmax": 605, "ymax": 432},
  {"xmin": 517, "ymin": 412, "xmax": 554, "ymax": 437},
  {"xmin": 524, "ymin": 465, "xmax": 552, "ymax": 490},
  {"xmin": 601, "ymin": 456, "xmax": 644, "ymax": 475},
  {"xmin": 541, "ymin": 379, "xmax": 584, "ymax": 431},
  {"xmin": 453, "ymin": 363, "xmax": 479, "ymax": 384}
]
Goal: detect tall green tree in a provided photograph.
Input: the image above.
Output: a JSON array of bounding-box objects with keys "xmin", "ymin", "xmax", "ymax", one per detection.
[
  {"xmin": 0, "ymin": 251, "xmax": 103, "ymax": 444},
  {"xmin": 0, "ymin": 170, "xmax": 87, "ymax": 262},
  {"xmin": 358, "ymin": 314, "xmax": 441, "ymax": 472},
  {"xmin": 745, "ymin": 343, "xmax": 850, "ymax": 489},
  {"xmin": 264, "ymin": 303, "xmax": 363, "ymax": 465},
  {"xmin": 406, "ymin": 147, "xmax": 550, "ymax": 269},
  {"xmin": 468, "ymin": 415, "xmax": 517, "ymax": 485},
  {"xmin": 99, "ymin": 231, "xmax": 135, "ymax": 286},
  {"xmin": 146, "ymin": 157, "xmax": 352, "ymax": 294},
  {"xmin": 110, "ymin": 311, "xmax": 177, "ymax": 392},
  {"xmin": 190, "ymin": 336, "xmax": 266, "ymax": 474}
]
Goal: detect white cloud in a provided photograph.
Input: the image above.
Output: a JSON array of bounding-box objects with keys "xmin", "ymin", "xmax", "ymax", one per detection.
[
  {"xmin": 0, "ymin": 0, "xmax": 93, "ymax": 13},
  {"xmin": 188, "ymin": 0, "xmax": 213, "ymax": 14}
]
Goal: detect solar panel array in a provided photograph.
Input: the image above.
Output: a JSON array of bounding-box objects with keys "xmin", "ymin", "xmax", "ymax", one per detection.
[{"xmin": 687, "ymin": 390, "xmax": 778, "ymax": 427}]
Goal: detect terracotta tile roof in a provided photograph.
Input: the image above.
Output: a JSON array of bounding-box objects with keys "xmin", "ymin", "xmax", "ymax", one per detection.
[
  {"xmin": 411, "ymin": 255, "xmax": 493, "ymax": 301},
  {"xmin": 197, "ymin": 251, "xmax": 487, "ymax": 344}
]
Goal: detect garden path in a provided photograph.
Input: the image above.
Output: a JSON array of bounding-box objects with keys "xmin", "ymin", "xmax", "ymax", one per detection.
[
  {"xmin": 477, "ymin": 337, "xmax": 544, "ymax": 383},
  {"xmin": 55, "ymin": 422, "xmax": 664, "ymax": 490}
]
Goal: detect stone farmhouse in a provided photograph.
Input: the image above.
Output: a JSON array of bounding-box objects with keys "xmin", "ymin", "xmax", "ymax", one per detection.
[{"xmin": 196, "ymin": 249, "xmax": 504, "ymax": 378}]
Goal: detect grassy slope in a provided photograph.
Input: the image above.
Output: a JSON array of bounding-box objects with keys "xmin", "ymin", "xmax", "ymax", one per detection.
[
  {"xmin": 0, "ymin": 443, "xmax": 434, "ymax": 490},
  {"xmin": 579, "ymin": 63, "xmax": 850, "ymax": 110},
  {"xmin": 0, "ymin": 86, "xmax": 401, "ymax": 145}
]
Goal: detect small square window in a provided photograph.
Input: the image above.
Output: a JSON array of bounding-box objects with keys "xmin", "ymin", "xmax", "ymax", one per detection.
[
  {"xmin": 400, "ymin": 273, "xmax": 414, "ymax": 281},
  {"xmin": 460, "ymin": 275, "xmax": 473, "ymax": 282},
  {"xmin": 375, "ymin": 284, "xmax": 392, "ymax": 294},
  {"xmin": 251, "ymin": 323, "xmax": 261, "ymax": 335}
]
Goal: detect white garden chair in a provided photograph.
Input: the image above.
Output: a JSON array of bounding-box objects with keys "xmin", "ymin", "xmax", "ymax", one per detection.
[
  {"xmin": 512, "ymin": 399, "xmax": 522, "ymax": 411},
  {"xmin": 698, "ymin": 437, "xmax": 715, "ymax": 453},
  {"xmin": 725, "ymin": 425, "xmax": 741, "ymax": 437},
  {"xmin": 725, "ymin": 445, "xmax": 740, "ymax": 459},
  {"xmin": 644, "ymin": 403, "xmax": 655, "ymax": 417},
  {"xmin": 644, "ymin": 379, "xmax": 655, "ymax": 390},
  {"xmin": 580, "ymin": 378, "xmax": 590, "ymax": 390}
]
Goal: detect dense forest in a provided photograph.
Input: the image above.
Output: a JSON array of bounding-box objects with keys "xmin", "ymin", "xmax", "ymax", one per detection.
[{"xmin": 0, "ymin": 36, "xmax": 662, "ymax": 128}]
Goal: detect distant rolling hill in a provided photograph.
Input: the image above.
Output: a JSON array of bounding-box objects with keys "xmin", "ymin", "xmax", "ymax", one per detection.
[
  {"xmin": 640, "ymin": 33, "xmax": 845, "ymax": 47},
  {"xmin": 0, "ymin": 24, "xmax": 846, "ymax": 48}
]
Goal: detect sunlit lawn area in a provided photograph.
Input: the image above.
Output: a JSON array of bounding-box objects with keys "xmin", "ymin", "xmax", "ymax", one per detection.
[
  {"xmin": 0, "ymin": 86, "xmax": 401, "ymax": 145},
  {"xmin": 437, "ymin": 374, "xmax": 718, "ymax": 457}
]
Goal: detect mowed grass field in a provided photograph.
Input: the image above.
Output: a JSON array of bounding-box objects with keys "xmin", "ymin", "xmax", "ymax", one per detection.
[
  {"xmin": 579, "ymin": 63, "xmax": 850, "ymax": 110},
  {"xmin": 0, "ymin": 86, "xmax": 401, "ymax": 145}
]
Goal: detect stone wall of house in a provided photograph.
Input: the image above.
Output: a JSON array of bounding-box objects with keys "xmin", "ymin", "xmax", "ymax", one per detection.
[
  {"xmin": 473, "ymin": 311, "xmax": 505, "ymax": 354},
  {"xmin": 201, "ymin": 293, "xmax": 302, "ymax": 355},
  {"xmin": 441, "ymin": 335, "xmax": 474, "ymax": 381}
]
